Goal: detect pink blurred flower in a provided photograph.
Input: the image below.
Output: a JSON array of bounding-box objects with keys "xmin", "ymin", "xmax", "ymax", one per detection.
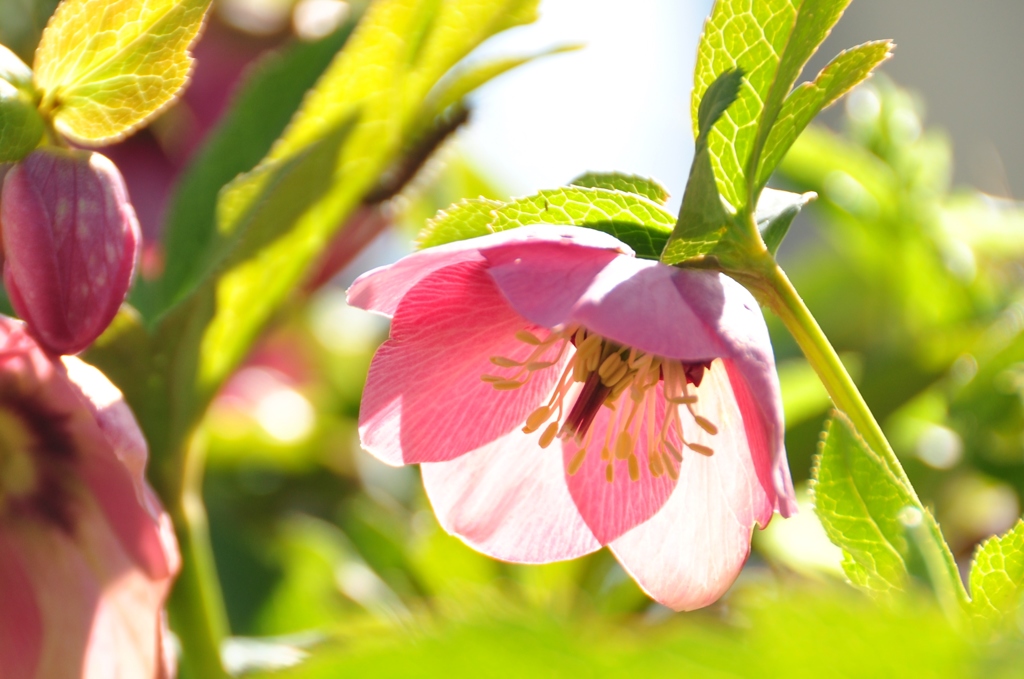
[
  {"xmin": 1, "ymin": 148, "xmax": 140, "ymax": 355},
  {"xmin": 0, "ymin": 316, "xmax": 179, "ymax": 678},
  {"xmin": 349, "ymin": 226, "xmax": 796, "ymax": 611}
]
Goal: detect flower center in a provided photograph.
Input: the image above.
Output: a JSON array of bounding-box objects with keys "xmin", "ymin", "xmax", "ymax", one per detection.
[
  {"xmin": 0, "ymin": 409, "xmax": 40, "ymax": 506},
  {"xmin": 0, "ymin": 399, "xmax": 78, "ymax": 531},
  {"xmin": 481, "ymin": 325, "xmax": 719, "ymax": 483}
]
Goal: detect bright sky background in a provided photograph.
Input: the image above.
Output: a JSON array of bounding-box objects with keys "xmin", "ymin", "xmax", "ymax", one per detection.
[{"xmin": 457, "ymin": 0, "xmax": 715, "ymax": 215}]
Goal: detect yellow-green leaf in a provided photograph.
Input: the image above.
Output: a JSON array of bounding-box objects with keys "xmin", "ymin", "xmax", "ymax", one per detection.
[{"xmin": 33, "ymin": 0, "xmax": 210, "ymax": 143}]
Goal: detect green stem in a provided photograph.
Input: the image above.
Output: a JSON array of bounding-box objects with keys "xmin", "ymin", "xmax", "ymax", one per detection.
[
  {"xmin": 749, "ymin": 255, "xmax": 970, "ymax": 613},
  {"xmin": 165, "ymin": 432, "xmax": 231, "ymax": 679}
]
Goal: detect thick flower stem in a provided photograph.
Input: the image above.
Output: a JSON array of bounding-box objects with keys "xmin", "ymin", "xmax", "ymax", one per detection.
[{"xmin": 751, "ymin": 255, "xmax": 970, "ymax": 615}]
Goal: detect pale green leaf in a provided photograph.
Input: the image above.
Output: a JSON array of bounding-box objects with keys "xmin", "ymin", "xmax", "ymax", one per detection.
[
  {"xmin": 693, "ymin": 0, "xmax": 854, "ymax": 211},
  {"xmin": 968, "ymin": 520, "xmax": 1024, "ymax": 637},
  {"xmin": 812, "ymin": 412, "xmax": 915, "ymax": 594},
  {"xmin": 417, "ymin": 197, "xmax": 504, "ymax": 248},
  {"xmin": 755, "ymin": 186, "xmax": 816, "ymax": 255},
  {"xmin": 33, "ymin": 0, "xmax": 209, "ymax": 143},
  {"xmin": 423, "ymin": 44, "xmax": 580, "ymax": 124},
  {"xmin": 418, "ymin": 187, "xmax": 673, "ymax": 259},
  {"xmin": 569, "ymin": 172, "xmax": 669, "ymax": 204},
  {"xmin": 756, "ymin": 40, "xmax": 893, "ymax": 189}
]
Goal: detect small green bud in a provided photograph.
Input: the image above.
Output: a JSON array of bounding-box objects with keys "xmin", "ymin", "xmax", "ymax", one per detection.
[{"xmin": 0, "ymin": 79, "xmax": 44, "ymax": 162}]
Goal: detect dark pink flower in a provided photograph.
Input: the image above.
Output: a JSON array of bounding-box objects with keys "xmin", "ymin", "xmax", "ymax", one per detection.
[
  {"xmin": 0, "ymin": 316, "xmax": 179, "ymax": 678},
  {"xmin": 1, "ymin": 148, "xmax": 140, "ymax": 355},
  {"xmin": 349, "ymin": 226, "xmax": 796, "ymax": 611}
]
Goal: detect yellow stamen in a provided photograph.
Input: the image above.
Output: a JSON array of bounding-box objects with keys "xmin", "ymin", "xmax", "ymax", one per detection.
[
  {"xmin": 688, "ymin": 442, "xmax": 714, "ymax": 457},
  {"xmin": 694, "ymin": 415, "xmax": 718, "ymax": 435},
  {"xmin": 615, "ymin": 431, "xmax": 632, "ymax": 460},
  {"xmin": 627, "ymin": 453, "xmax": 640, "ymax": 481},
  {"xmin": 539, "ymin": 422, "xmax": 559, "ymax": 448}
]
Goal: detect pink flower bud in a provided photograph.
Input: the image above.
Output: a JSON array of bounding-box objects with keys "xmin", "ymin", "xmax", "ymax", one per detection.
[{"xmin": 1, "ymin": 148, "xmax": 140, "ymax": 355}]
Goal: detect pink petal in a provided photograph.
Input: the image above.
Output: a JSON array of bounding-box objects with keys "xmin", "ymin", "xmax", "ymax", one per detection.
[
  {"xmin": 610, "ymin": 361, "xmax": 777, "ymax": 611},
  {"xmin": 60, "ymin": 357, "xmax": 181, "ymax": 577},
  {"xmin": 492, "ymin": 254, "xmax": 727, "ymax": 360},
  {"xmin": 359, "ymin": 260, "xmax": 565, "ymax": 465},
  {"xmin": 421, "ymin": 426, "xmax": 600, "ymax": 562},
  {"xmin": 6, "ymin": 491, "xmax": 173, "ymax": 679},
  {"xmin": 348, "ymin": 225, "xmax": 629, "ymax": 317},
  {"xmin": 0, "ymin": 533, "xmax": 42, "ymax": 679},
  {"xmin": 562, "ymin": 389, "xmax": 679, "ymax": 545}
]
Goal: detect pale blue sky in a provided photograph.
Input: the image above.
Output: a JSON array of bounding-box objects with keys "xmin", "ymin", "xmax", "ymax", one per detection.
[{"xmin": 457, "ymin": 0, "xmax": 714, "ymax": 214}]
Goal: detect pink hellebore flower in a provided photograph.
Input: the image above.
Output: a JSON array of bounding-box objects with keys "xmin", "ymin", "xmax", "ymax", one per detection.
[
  {"xmin": 0, "ymin": 316, "xmax": 179, "ymax": 678},
  {"xmin": 1, "ymin": 148, "xmax": 141, "ymax": 355},
  {"xmin": 349, "ymin": 226, "xmax": 797, "ymax": 611}
]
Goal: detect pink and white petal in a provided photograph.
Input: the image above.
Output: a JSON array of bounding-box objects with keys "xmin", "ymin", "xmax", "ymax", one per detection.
[
  {"xmin": 610, "ymin": 362, "xmax": 775, "ymax": 611},
  {"xmin": 483, "ymin": 235, "xmax": 624, "ymax": 329},
  {"xmin": 421, "ymin": 426, "xmax": 600, "ymax": 562},
  {"xmin": 348, "ymin": 225, "xmax": 630, "ymax": 318},
  {"xmin": 8, "ymin": 491, "xmax": 172, "ymax": 679},
  {"xmin": 562, "ymin": 390, "xmax": 678, "ymax": 545},
  {"xmin": 726, "ymin": 360, "xmax": 796, "ymax": 517},
  {"xmin": 493, "ymin": 255, "xmax": 727, "ymax": 362},
  {"xmin": 0, "ymin": 533, "xmax": 43, "ymax": 679},
  {"xmin": 360, "ymin": 260, "xmax": 564, "ymax": 466}
]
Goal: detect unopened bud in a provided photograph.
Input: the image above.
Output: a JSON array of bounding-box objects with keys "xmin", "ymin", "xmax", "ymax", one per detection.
[{"xmin": 1, "ymin": 148, "xmax": 140, "ymax": 355}]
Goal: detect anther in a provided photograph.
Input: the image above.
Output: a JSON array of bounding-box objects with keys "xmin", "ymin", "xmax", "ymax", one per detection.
[
  {"xmin": 687, "ymin": 442, "xmax": 714, "ymax": 457},
  {"xmin": 567, "ymin": 448, "xmax": 587, "ymax": 475},
  {"xmin": 515, "ymin": 330, "xmax": 544, "ymax": 345},
  {"xmin": 492, "ymin": 380, "xmax": 524, "ymax": 390},
  {"xmin": 665, "ymin": 457, "xmax": 680, "ymax": 480},
  {"xmin": 648, "ymin": 450, "xmax": 665, "ymax": 477},
  {"xmin": 665, "ymin": 442, "xmax": 683, "ymax": 463},
  {"xmin": 539, "ymin": 422, "xmax": 559, "ymax": 448},
  {"xmin": 489, "ymin": 356, "xmax": 521, "ymax": 368},
  {"xmin": 627, "ymin": 453, "xmax": 640, "ymax": 481},
  {"xmin": 526, "ymin": 361, "xmax": 556, "ymax": 371},
  {"xmin": 694, "ymin": 415, "xmax": 718, "ymax": 435},
  {"xmin": 605, "ymin": 462, "xmax": 614, "ymax": 483},
  {"xmin": 667, "ymin": 395, "xmax": 698, "ymax": 405},
  {"xmin": 524, "ymin": 406, "xmax": 551, "ymax": 433}
]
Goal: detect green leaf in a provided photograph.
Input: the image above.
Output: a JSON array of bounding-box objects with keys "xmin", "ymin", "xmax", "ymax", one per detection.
[
  {"xmin": 812, "ymin": 412, "xmax": 915, "ymax": 594},
  {"xmin": 755, "ymin": 187, "xmax": 816, "ymax": 255},
  {"xmin": 148, "ymin": 22, "xmax": 355, "ymax": 318},
  {"xmin": 968, "ymin": 520, "xmax": 1024, "ymax": 637},
  {"xmin": 693, "ymin": 0, "xmax": 854, "ymax": 211},
  {"xmin": 418, "ymin": 186, "xmax": 675, "ymax": 259},
  {"xmin": 756, "ymin": 40, "xmax": 894, "ymax": 190},
  {"xmin": 661, "ymin": 69, "xmax": 741, "ymax": 265},
  {"xmin": 568, "ymin": 172, "xmax": 670, "ymax": 205},
  {"xmin": 33, "ymin": 0, "xmax": 210, "ymax": 143},
  {"xmin": 422, "ymin": 44, "xmax": 580, "ymax": 125}
]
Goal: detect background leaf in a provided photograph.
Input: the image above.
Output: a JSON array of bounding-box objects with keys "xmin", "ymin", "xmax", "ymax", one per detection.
[{"xmin": 33, "ymin": 0, "xmax": 209, "ymax": 143}]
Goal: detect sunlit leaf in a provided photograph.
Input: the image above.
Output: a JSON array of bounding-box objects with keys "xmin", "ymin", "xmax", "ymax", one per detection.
[
  {"xmin": 756, "ymin": 40, "xmax": 893, "ymax": 190},
  {"xmin": 418, "ymin": 186, "xmax": 674, "ymax": 259},
  {"xmin": 569, "ymin": 171, "xmax": 670, "ymax": 205},
  {"xmin": 693, "ymin": 0, "xmax": 854, "ymax": 211},
  {"xmin": 968, "ymin": 520, "xmax": 1024, "ymax": 637},
  {"xmin": 33, "ymin": 0, "xmax": 210, "ymax": 143},
  {"xmin": 812, "ymin": 412, "xmax": 914, "ymax": 593}
]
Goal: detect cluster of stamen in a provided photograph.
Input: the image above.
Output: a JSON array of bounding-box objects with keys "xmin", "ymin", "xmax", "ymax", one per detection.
[{"xmin": 481, "ymin": 325, "xmax": 719, "ymax": 483}]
